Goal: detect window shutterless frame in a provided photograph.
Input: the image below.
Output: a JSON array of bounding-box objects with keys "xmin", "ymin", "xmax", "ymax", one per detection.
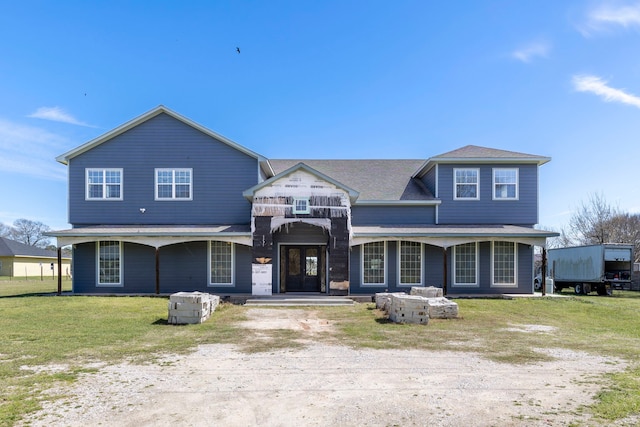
[
  {"xmin": 491, "ymin": 241, "xmax": 517, "ymax": 287},
  {"xmin": 361, "ymin": 241, "xmax": 387, "ymax": 286},
  {"xmin": 155, "ymin": 168, "xmax": 193, "ymax": 201},
  {"xmin": 492, "ymin": 168, "xmax": 518, "ymax": 200},
  {"xmin": 398, "ymin": 241, "xmax": 423, "ymax": 286},
  {"xmin": 96, "ymin": 241, "xmax": 123, "ymax": 286},
  {"xmin": 453, "ymin": 168, "xmax": 480, "ymax": 200},
  {"xmin": 85, "ymin": 168, "xmax": 123, "ymax": 200},
  {"xmin": 452, "ymin": 242, "xmax": 478, "ymax": 287},
  {"xmin": 208, "ymin": 241, "xmax": 234, "ymax": 286},
  {"xmin": 292, "ymin": 197, "xmax": 311, "ymax": 214}
]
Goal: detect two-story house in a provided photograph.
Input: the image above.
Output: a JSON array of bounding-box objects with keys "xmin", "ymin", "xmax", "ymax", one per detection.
[{"xmin": 49, "ymin": 106, "xmax": 557, "ymax": 296}]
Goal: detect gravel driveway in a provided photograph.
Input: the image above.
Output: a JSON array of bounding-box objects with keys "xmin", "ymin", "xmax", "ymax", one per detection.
[{"xmin": 21, "ymin": 308, "xmax": 631, "ymax": 427}]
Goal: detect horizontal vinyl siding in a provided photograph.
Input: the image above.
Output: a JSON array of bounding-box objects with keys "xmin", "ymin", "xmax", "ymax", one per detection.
[
  {"xmin": 351, "ymin": 205, "xmax": 436, "ymax": 225},
  {"xmin": 437, "ymin": 164, "xmax": 538, "ymax": 225},
  {"xmin": 69, "ymin": 113, "xmax": 257, "ymax": 226},
  {"xmin": 447, "ymin": 242, "xmax": 534, "ymax": 294},
  {"xmin": 72, "ymin": 240, "xmax": 252, "ymax": 294},
  {"xmin": 350, "ymin": 242, "xmax": 445, "ymax": 294}
]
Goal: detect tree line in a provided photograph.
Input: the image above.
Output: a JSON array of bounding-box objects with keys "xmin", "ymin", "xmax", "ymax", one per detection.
[{"xmin": 0, "ymin": 219, "xmax": 53, "ymax": 249}]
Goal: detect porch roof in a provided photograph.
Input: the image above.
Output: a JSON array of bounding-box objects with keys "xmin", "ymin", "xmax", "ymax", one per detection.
[
  {"xmin": 46, "ymin": 225, "xmax": 252, "ymax": 248},
  {"xmin": 351, "ymin": 224, "xmax": 559, "ymax": 248}
]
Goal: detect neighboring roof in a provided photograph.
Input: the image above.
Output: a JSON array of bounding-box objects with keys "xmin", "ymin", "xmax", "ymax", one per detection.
[
  {"xmin": 0, "ymin": 237, "xmax": 67, "ymax": 259},
  {"xmin": 243, "ymin": 162, "xmax": 360, "ymax": 202},
  {"xmin": 55, "ymin": 105, "xmax": 274, "ymax": 176},
  {"xmin": 412, "ymin": 145, "xmax": 551, "ymax": 178},
  {"xmin": 269, "ymin": 159, "xmax": 437, "ymax": 202}
]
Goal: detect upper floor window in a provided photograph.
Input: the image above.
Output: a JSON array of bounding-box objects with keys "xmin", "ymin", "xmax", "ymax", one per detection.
[
  {"xmin": 86, "ymin": 169, "xmax": 123, "ymax": 200},
  {"xmin": 155, "ymin": 169, "xmax": 192, "ymax": 200},
  {"xmin": 292, "ymin": 197, "xmax": 310, "ymax": 214},
  {"xmin": 454, "ymin": 168, "xmax": 479, "ymax": 200},
  {"xmin": 493, "ymin": 168, "xmax": 518, "ymax": 200}
]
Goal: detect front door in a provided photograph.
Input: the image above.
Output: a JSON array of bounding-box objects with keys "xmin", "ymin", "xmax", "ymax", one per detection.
[{"xmin": 284, "ymin": 246, "xmax": 321, "ymax": 292}]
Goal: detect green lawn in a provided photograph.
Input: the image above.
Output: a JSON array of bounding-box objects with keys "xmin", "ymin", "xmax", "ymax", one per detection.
[{"xmin": 0, "ymin": 280, "xmax": 638, "ymax": 426}]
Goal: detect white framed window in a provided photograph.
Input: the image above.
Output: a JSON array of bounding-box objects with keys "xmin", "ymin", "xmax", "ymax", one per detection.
[
  {"xmin": 292, "ymin": 197, "xmax": 310, "ymax": 214},
  {"xmin": 454, "ymin": 168, "xmax": 479, "ymax": 200},
  {"xmin": 97, "ymin": 241, "xmax": 122, "ymax": 286},
  {"xmin": 453, "ymin": 242, "xmax": 478, "ymax": 286},
  {"xmin": 492, "ymin": 241, "xmax": 517, "ymax": 286},
  {"xmin": 493, "ymin": 168, "xmax": 518, "ymax": 200},
  {"xmin": 86, "ymin": 169, "xmax": 123, "ymax": 200},
  {"xmin": 362, "ymin": 241, "xmax": 386, "ymax": 286},
  {"xmin": 399, "ymin": 241, "xmax": 423, "ymax": 286},
  {"xmin": 155, "ymin": 168, "xmax": 192, "ymax": 200},
  {"xmin": 209, "ymin": 241, "xmax": 234, "ymax": 286}
]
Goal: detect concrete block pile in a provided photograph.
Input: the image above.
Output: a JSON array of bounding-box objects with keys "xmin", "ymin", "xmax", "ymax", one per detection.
[
  {"xmin": 410, "ymin": 286, "xmax": 443, "ymax": 298},
  {"xmin": 168, "ymin": 291, "xmax": 220, "ymax": 325},
  {"xmin": 388, "ymin": 294, "xmax": 430, "ymax": 324},
  {"xmin": 376, "ymin": 288, "xmax": 459, "ymax": 324}
]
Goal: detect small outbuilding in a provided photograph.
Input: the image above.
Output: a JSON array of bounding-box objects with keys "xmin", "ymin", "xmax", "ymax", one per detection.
[{"xmin": 0, "ymin": 237, "xmax": 71, "ymax": 278}]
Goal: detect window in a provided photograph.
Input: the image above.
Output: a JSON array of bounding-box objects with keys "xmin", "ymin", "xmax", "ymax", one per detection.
[
  {"xmin": 399, "ymin": 241, "xmax": 423, "ymax": 286},
  {"xmin": 155, "ymin": 169, "xmax": 192, "ymax": 200},
  {"xmin": 362, "ymin": 241, "xmax": 386, "ymax": 285},
  {"xmin": 453, "ymin": 242, "xmax": 477, "ymax": 286},
  {"xmin": 493, "ymin": 241, "xmax": 516, "ymax": 286},
  {"xmin": 97, "ymin": 241, "xmax": 122, "ymax": 286},
  {"xmin": 209, "ymin": 241, "xmax": 233, "ymax": 285},
  {"xmin": 86, "ymin": 169, "xmax": 122, "ymax": 200},
  {"xmin": 292, "ymin": 197, "xmax": 310, "ymax": 214},
  {"xmin": 493, "ymin": 168, "xmax": 518, "ymax": 200},
  {"xmin": 454, "ymin": 168, "xmax": 479, "ymax": 200}
]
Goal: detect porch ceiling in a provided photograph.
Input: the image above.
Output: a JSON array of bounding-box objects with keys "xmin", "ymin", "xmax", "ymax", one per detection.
[
  {"xmin": 46, "ymin": 225, "xmax": 252, "ymax": 248},
  {"xmin": 351, "ymin": 224, "xmax": 559, "ymax": 248}
]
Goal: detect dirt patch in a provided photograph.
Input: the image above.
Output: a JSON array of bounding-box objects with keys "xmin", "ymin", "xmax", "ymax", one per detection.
[{"xmin": 20, "ymin": 309, "xmax": 629, "ymax": 427}]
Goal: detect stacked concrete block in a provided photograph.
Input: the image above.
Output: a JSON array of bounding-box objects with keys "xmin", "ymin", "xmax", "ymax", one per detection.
[
  {"xmin": 424, "ymin": 297, "xmax": 458, "ymax": 319},
  {"xmin": 168, "ymin": 292, "xmax": 220, "ymax": 325},
  {"xmin": 375, "ymin": 292, "xmax": 406, "ymax": 312},
  {"xmin": 388, "ymin": 294, "xmax": 430, "ymax": 325},
  {"xmin": 410, "ymin": 286, "xmax": 443, "ymax": 298}
]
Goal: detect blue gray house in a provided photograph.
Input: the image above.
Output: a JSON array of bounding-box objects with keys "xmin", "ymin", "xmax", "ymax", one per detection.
[{"xmin": 49, "ymin": 106, "xmax": 557, "ymax": 296}]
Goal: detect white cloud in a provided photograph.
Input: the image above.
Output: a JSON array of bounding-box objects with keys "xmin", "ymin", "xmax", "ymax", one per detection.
[
  {"xmin": 0, "ymin": 118, "xmax": 68, "ymax": 181},
  {"xmin": 581, "ymin": 1, "xmax": 640, "ymax": 35},
  {"xmin": 572, "ymin": 74, "xmax": 640, "ymax": 108},
  {"xmin": 27, "ymin": 106, "xmax": 93, "ymax": 127},
  {"xmin": 512, "ymin": 41, "xmax": 551, "ymax": 63}
]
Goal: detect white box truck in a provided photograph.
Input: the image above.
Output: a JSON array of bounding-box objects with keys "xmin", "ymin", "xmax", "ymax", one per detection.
[{"xmin": 547, "ymin": 244, "xmax": 633, "ymax": 295}]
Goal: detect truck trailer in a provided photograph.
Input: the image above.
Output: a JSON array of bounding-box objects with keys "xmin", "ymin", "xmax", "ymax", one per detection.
[{"xmin": 547, "ymin": 244, "xmax": 633, "ymax": 295}]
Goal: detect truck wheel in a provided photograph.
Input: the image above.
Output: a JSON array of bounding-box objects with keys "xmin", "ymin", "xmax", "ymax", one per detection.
[{"xmin": 574, "ymin": 283, "xmax": 583, "ymax": 295}]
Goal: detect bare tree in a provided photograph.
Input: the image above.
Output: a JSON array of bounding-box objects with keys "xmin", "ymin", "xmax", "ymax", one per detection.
[
  {"xmin": 562, "ymin": 193, "xmax": 640, "ymax": 262},
  {"xmin": 0, "ymin": 222, "xmax": 11, "ymax": 238},
  {"xmin": 9, "ymin": 218, "xmax": 51, "ymax": 248}
]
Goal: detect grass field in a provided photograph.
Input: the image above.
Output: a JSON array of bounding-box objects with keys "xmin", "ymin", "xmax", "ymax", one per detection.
[{"xmin": 0, "ymin": 279, "xmax": 638, "ymax": 426}]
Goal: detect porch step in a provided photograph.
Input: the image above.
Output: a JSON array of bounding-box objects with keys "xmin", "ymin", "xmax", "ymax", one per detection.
[{"xmin": 244, "ymin": 297, "xmax": 355, "ymax": 307}]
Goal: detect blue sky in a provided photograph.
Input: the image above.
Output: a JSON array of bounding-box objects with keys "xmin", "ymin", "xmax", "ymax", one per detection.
[{"xmin": 1, "ymin": 0, "xmax": 640, "ymax": 234}]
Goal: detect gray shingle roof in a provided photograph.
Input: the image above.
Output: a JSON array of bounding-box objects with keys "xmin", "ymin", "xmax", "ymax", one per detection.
[
  {"xmin": 431, "ymin": 145, "xmax": 550, "ymax": 161},
  {"xmin": 269, "ymin": 159, "xmax": 435, "ymax": 201},
  {"xmin": 0, "ymin": 237, "xmax": 60, "ymax": 258}
]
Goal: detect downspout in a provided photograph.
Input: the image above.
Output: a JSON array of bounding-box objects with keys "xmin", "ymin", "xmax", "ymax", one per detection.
[{"xmin": 442, "ymin": 247, "xmax": 448, "ymax": 296}]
